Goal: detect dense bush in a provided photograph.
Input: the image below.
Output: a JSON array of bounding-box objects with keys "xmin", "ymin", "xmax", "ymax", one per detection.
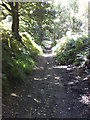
[
  {"xmin": 2, "ymin": 31, "xmax": 42, "ymax": 93},
  {"xmin": 55, "ymin": 34, "xmax": 89, "ymax": 66}
]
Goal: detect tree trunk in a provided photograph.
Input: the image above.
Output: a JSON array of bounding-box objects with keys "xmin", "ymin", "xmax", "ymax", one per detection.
[
  {"xmin": 12, "ymin": 2, "xmax": 19, "ymax": 37},
  {"xmin": 39, "ymin": 26, "xmax": 43, "ymax": 44}
]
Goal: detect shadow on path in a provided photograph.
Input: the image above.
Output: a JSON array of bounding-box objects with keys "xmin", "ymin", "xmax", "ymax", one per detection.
[{"xmin": 2, "ymin": 45, "xmax": 90, "ymax": 118}]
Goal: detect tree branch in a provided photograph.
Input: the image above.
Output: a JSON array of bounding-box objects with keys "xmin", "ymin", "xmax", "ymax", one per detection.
[
  {"xmin": 8, "ymin": 2, "xmax": 13, "ymax": 9},
  {"xmin": 0, "ymin": 2, "xmax": 11, "ymax": 12}
]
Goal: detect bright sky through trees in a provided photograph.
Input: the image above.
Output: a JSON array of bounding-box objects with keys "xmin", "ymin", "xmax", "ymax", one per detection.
[{"xmin": 53, "ymin": 0, "xmax": 90, "ymax": 7}]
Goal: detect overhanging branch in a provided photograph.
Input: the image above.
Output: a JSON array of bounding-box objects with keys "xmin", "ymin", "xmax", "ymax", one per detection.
[{"xmin": 0, "ymin": 2, "xmax": 11, "ymax": 12}]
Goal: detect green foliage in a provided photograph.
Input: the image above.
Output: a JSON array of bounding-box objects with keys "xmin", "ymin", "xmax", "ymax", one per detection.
[
  {"xmin": 1, "ymin": 0, "xmax": 89, "ymax": 93},
  {"xmin": 19, "ymin": 2, "xmax": 56, "ymax": 45},
  {"xmin": 2, "ymin": 74, "xmax": 10, "ymax": 93},
  {"xmin": 2, "ymin": 31, "xmax": 40, "ymax": 93},
  {"xmin": 55, "ymin": 34, "xmax": 89, "ymax": 65},
  {"xmin": 70, "ymin": 0, "xmax": 79, "ymax": 13},
  {"xmin": 74, "ymin": 47, "xmax": 89, "ymax": 66},
  {"xmin": 21, "ymin": 32, "xmax": 43, "ymax": 56}
]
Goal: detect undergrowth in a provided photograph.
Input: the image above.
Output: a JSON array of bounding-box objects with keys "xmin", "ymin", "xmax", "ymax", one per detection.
[
  {"xmin": 55, "ymin": 34, "xmax": 90, "ymax": 67},
  {"xmin": 2, "ymin": 30, "xmax": 42, "ymax": 94}
]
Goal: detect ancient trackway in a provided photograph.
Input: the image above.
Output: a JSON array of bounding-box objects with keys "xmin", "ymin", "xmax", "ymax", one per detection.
[{"xmin": 3, "ymin": 51, "xmax": 89, "ymax": 118}]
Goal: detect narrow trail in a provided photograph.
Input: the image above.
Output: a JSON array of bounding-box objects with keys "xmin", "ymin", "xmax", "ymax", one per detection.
[{"xmin": 3, "ymin": 44, "xmax": 89, "ymax": 118}]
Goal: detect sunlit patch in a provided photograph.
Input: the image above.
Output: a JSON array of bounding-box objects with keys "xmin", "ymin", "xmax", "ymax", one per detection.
[
  {"xmin": 53, "ymin": 65, "xmax": 67, "ymax": 69},
  {"xmin": 68, "ymin": 82, "xmax": 74, "ymax": 85},
  {"xmin": 20, "ymin": 32, "xmax": 43, "ymax": 55},
  {"xmin": 40, "ymin": 67, "xmax": 44, "ymax": 70},
  {"xmin": 37, "ymin": 112, "xmax": 40, "ymax": 115},
  {"xmin": 42, "ymin": 53, "xmax": 56, "ymax": 57},
  {"xmin": 33, "ymin": 98, "xmax": 41, "ymax": 103},
  {"xmin": 47, "ymin": 75, "xmax": 51, "ymax": 77},
  {"xmin": 34, "ymin": 78, "xmax": 42, "ymax": 81},
  {"xmin": 47, "ymin": 62, "xmax": 49, "ymax": 65},
  {"xmin": 11, "ymin": 93, "xmax": 19, "ymax": 97},
  {"xmin": 44, "ymin": 77, "xmax": 47, "ymax": 80},
  {"xmin": 74, "ymin": 80, "xmax": 79, "ymax": 83},
  {"xmin": 75, "ymin": 76, "xmax": 81, "ymax": 79},
  {"xmin": 55, "ymin": 82, "xmax": 60, "ymax": 85},
  {"xmin": 43, "ymin": 113, "xmax": 46, "ymax": 116},
  {"xmin": 27, "ymin": 95, "xmax": 32, "ymax": 98},
  {"xmin": 33, "ymin": 66, "xmax": 39, "ymax": 70},
  {"xmin": 83, "ymin": 76, "xmax": 88, "ymax": 81},
  {"xmin": 48, "ymin": 67, "xmax": 52, "ymax": 70},
  {"xmin": 67, "ymin": 68, "xmax": 72, "ymax": 71},
  {"xmin": 79, "ymin": 95, "xmax": 90, "ymax": 105},
  {"xmin": 54, "ymin": 77, "xmax": 60, "ymax": 80},
  {"xmin": 34, "ymin": 66, "xmax": 44, "ymax": 70}
]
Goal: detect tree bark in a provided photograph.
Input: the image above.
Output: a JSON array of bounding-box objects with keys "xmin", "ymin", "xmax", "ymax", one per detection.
[
  {"xmin": 12, "ymin": 2, "xmax": 19, "ymax": 37},
  {"xmin": 1, "ymin": 2, "xmax": 26, "ymax": 48}
]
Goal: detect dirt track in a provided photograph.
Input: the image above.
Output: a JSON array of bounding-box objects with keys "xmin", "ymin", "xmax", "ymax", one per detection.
[{"xmin": 2, "ymin": 51, "xmax": 90, "ymax": 118}]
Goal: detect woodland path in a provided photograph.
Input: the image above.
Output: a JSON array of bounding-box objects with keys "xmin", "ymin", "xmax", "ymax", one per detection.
[{"xmin": 3, "ymin": 43, "xmax": 89, "ymax": 118}]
